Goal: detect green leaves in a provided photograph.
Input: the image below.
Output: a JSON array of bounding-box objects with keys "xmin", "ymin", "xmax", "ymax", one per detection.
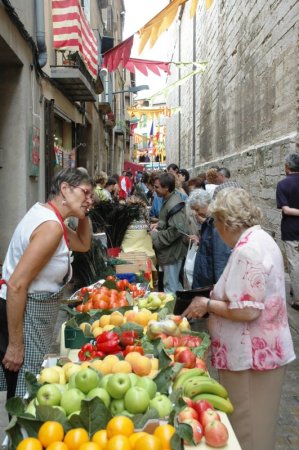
[{"xmin": 68, "ymin": 398, "xmax": 112, "ymax": 437}]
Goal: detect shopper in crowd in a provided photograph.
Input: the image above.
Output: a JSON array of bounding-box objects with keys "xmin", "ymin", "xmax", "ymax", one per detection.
[
  {"xmin": 188, "ymin": 189, "xmax": 231, "ymax": 288},
  {"xmin": 0, "ymin": 168, "xmax": 94, "ymax": 398},
  {"xmin": 276, "ymin": 153, "xmax": 299, "ymax": 310},
  {"xmin": 178, "ymin": 168, "xmax": 190, "ymax": 195},
  {"xmin": 166, "ymin": 163, "xmax": 180, "ymax": 176},
  {"xmin": 102, "ymin": 177, "xmax": 118, "ymax": 202},
  {"xmin": 187, "ymin": 174, "xmax": 206, "ymax": 192},
  {"xmin": 216, "ymin": 167, "xmax": 231, "ymax": 184},
  {"xmin": 119, "ymin": 170, "xmax": 130, "ymax": 201},
  {"xmin": 182, "ymin": 188, "xmax": 295, "ymax": 450},
  {"xmin": 149, "ymin": 171, "xmax": 164, "ymax": 220},
  {"xmin": 94, "ymin": 171, "xmax": 108, "ymax": 202},
  {"xmin": 205, "ymin": 167, "xmax": 219, "ymax": 196},
  {"xmin": 150, "ymin": 173, "xmax": 188, "ymax": 293}
]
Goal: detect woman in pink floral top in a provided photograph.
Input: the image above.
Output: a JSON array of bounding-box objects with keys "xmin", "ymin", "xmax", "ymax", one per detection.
[{"xmin": 182, "ymin": 188, "xmax": 295, "ymax": 450}]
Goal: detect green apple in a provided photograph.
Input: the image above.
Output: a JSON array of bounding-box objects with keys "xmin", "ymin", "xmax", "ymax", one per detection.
[
  {"xmin": 99, "ymin": 374, "xmax": 112, "ymax": 390},
  {"xmin": 38, "ymin": 367, "xmax": 60, "ymax": 384},
  {"xmin": 75, "ymin": 368, "xmax": 100, "ymax": 394},
  {"xmin": 124, "ymin": 386, "xmax": 150, "ymax": 414},
  {"xmin": 37, "ymin": 384, "xmax": 61, "ymax": 406},
  {"xmin": 25, "ymin": 398, "xmax": 38, "ymax": 416},
  {"xmin": 149, "ymin": 394, "xmax": 173, "ymax": 418},
  {"xmin": 52, "ymin": 405, "xmax": 67, "ymax": 416},
  {"xmin": 68, "ymin": 410, "xmax": 80, "ymax": 419},
  {"xmin": 128, "ymin": 373, "xmax": 139, "ymax": 387},
  {"xmin": 136, "ymin": 377, "xmax": 157, "ymax": 400},
  {"xmin": 110, "ymin": 398, "xmax": 125, "ymax": 416},
  {"xmin": 64, "ymin": 364, "xmax": 81, "ymax": 382},
  {"xmin": 107, "ymin": 373, "xmax": 131, "ymax": 399},
  {"xmin": 60, "ymin": 388, "xmax": 85, "ymax": 415},
  {"xmin": 86, "ymin": 387, "xmax": 111, "ymax": 408},
  {"xmin": 68, "ymin": 373, "xmax": 77, "ymax": 389},
  {"xmin": 53, "ymin": 383, "xmax": 67, "ymax": 394}
]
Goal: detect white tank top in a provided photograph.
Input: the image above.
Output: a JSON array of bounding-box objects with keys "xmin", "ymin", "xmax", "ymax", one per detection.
[{"xmin": 0, "ymin": 203, "xmax": 69, "ymax": 298}]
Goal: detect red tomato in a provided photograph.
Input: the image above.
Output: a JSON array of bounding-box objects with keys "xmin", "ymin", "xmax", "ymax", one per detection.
[
  {"xmin": 118, "ymin": 299, "xmax": 128, "ymax": 307},
  {"xmin": 76, "ymin": 304, "xmax": 85, "ymax": 312},
  {"xmin": 83, "ymin": 301, "xmax": 93, "ymax": 312},
  {"xmin": 116, "ymin": 280, "xmax": 124, "ymax": 291},
  {"xmin": 80, "ymin": 287, "xmax": 89, "ymax": 295},
  {"xmin": 106, "ymin": 275, "xmax": 116, "ymax": 281}
]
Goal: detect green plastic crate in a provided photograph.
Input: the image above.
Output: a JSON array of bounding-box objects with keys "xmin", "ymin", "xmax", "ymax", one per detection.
[{"xmin": 64, "ymin": 326, "xmax": 92, "ymax": 349}]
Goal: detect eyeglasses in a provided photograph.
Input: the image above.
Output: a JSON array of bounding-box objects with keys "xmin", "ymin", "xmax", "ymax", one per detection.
[{"xmin": 75, "ymin": 186, "xmax": 93, "ymax": 199}]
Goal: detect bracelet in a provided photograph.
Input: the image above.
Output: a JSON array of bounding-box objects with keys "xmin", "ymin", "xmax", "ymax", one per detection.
[{"xmin": 206, "ymin": 299, "xmax": 211, "ymax": 312}]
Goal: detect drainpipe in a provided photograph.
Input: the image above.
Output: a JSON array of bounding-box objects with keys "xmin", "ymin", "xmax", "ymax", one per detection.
[{"xmin": 35, "ymin": 0, "xmax": 47, "ymax": 68}]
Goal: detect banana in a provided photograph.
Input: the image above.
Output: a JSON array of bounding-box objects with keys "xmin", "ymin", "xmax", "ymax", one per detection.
[
  {"xmin": 183, "ymin": 377, "xmax": 228, "ymax": 399},
  {"xmin": 193, "ymin": 393, "xmax": 234, "ymax": 414},
  {"xmin": 172, "ymin": 368, "xmax": 207, "ymax": 390}
]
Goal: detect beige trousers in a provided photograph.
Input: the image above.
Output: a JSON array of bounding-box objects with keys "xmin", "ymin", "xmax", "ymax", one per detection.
[
  {"xmin": 219, "ymin": 366, "xmax": 286, "ymax": 450},
  {"xmin": 284, "ymin": 240, "xmax": 299, "ymax": 300}
]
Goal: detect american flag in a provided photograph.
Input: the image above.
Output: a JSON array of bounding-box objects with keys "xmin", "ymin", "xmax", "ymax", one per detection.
[{"xmin": 52, "ymin": 0, "xmax": 98, "ymax": 79}]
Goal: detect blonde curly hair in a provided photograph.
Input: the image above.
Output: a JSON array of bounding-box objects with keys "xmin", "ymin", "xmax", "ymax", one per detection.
[{"xmin": 208, "ymin": 188, "xmax": 263, "ymax": 230}]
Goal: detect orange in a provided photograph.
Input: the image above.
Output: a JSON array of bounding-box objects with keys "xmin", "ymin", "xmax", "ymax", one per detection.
[
  {"xmin": 38, "ymin": 421, "xmax": 64, "ymax": 447},
  {"xmin": 16, "ymin": 438, "xmax": 43, "ymax": 450},
  {"xmin": 46, "ymin": 443, "xmax": 69, "ymax": 450},
  {"xmin": 128, "ymin": 432, "xmax": 148, "ymax": 449},
  {"xmin": 64, "ymin": 428, "xmax": 89, "ymax": 450},
  {"xmin": 106, "ymin": 416, "xmax": 134, "ymax": 438},
  {"xmin": 106, "ymin": 435, "xmax": 131, "ymax": 450},
  {"xmin": 92, "ymin": 430, "xmax": 108, "ymax": 448},
  {"xmin": 153, "ymin": 424, "xmax": 175, "ymax": 450},
  {"xmin": 78, "ymin": 443, "xmax": 101, "ymax": 450},
  {"xmin": 134, "ymin": 435, "xmax": 162, "ymax": 450}
]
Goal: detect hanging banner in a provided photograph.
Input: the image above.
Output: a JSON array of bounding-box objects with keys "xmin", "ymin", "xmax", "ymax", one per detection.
[
  {"xmin": 28, "ymin": 126, "xmax": 40, "ymax": 177},
  {"xmin": 102, "ymin": 36, "xmax": 134, "ymax": 72}
]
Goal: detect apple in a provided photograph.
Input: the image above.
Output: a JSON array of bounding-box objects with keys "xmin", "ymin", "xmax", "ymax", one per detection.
[
  {"xmin": 199, "ymin": 408, "xmax": 221, "ymax": 428},
  {"xmin": 136, "ymin": 377, "xmax": 157, "ymax": 399},
  {"xmin": 149, "ymin": 394, "xmax": 173, "ymax": 418},
  {"xmin": 38, "ymin": 367, "xmax": 60, "ymax": 384},
  {"xmin": 68, "ymin": 410, "xmax": 81, "ymax": 419},
  {"xmin": 182, "ymin": 397, "xmax": 195, "ymax": 408},
  {"xmin": 193, "ymin": 399, "xmax": 214, "ymax": 416},
  {"xmin": 60, "ymin": 388, "xmax": 85, "ymax": 415},
  {"xmin": 174, "ymin": 348, "xmax": 196, "ymax": 368},
  {"xmin": 124, "ymin": 386, "xmax": 150, "ymax": 414},
  {"xmin": 64, "ymin": 364, "xmax": 81, "ymax": 382},
  {"xmin": 86, "ymin": 387, "xmax": 111, "ymax": 408},
  {"xmin": 52, "ymin": 405, "xmax": 67, "ymax": 416},
  {"xmin": 128, "ymin": 373, "xmax": 139, "ymax": 387},
  {"xmin": 25, "ymin": 398, "xmax": 38, "ymax": 416},
  {"xmin": 110, "ymin": 398, "xmax": 125, "ymax": 415},
  {"xmin": 178, "ymin": 406, "xmax": 199, "ymax": 422},
  {"xmin": 99, "ymin": 374, "xmax": 112, "ymax": 390},
  {"xmin": 182, "ymin": 418, "xmax": 203, "ymax": 445},
  {"xmin": 204, "ymin": 420, "xmax": 229, "ymax": 447},
  {"xmin": 53, "ymin": 383, "xmax": 67, "ymax": 395},
  {"xmin": 52, "ymin": 366, "xmax": 66, "ymax": 384},
  {"xmin": 162, "ymin": 336, "xmax": 174, "ymax": 348},
  {"xmin": 107, "ymin": 373, "xmax": 131, "ymax": 399},
  {"xmin": 75, "ymin": 368, "xmax": 100, "ymax": 394},
  {"xmin": 37, "ymin": 384, "xmax": 61, "ymax": 406}
]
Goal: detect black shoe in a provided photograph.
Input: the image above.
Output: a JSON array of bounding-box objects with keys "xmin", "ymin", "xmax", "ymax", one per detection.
[{"xmin": 290, "ymin": 302, "xmax": 299, "ymax": 311}]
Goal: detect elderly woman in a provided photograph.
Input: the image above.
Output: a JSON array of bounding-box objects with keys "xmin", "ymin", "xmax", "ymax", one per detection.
[
  {"xmin": 182, "ymin": 188, "xmax": 295, "ymax": 450},
  {"xmin": 0, "ymin": 168, "xmax": 94, "ymax": 398},
  {"xmin": 187, "ymin": 189, "xmax": 231, "ymax": 288}
]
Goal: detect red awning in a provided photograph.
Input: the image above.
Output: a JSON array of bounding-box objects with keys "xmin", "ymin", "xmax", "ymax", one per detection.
[{"xmin": 124, "ymin": 161, "xmax": 145, "ymax": 175}]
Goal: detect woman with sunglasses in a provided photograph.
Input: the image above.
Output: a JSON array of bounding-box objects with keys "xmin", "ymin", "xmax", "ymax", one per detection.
[{"xmin": 0, "ymin": 168, "xmax": 94, "ymax": 399}]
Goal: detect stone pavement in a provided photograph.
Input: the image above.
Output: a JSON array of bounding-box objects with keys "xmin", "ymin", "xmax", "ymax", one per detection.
[{"xmin": 0, "ymin": 281, "xmax": 299, "ymax": 449}]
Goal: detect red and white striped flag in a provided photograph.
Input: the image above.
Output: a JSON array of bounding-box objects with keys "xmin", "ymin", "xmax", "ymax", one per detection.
[{"xmin": 52, "ymin": 0, "xmax": 98, "ymax": 79}]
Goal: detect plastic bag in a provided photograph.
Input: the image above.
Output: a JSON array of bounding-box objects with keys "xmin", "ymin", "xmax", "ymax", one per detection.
[{"xmin": 184, "ymin": 241, "xmax": 198, "ymax": 289}]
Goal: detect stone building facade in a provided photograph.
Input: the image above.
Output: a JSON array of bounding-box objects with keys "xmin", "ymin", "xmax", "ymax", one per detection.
[{"xmin": 165, "ymin": 0, "xmax": 299, "ymax": 243}]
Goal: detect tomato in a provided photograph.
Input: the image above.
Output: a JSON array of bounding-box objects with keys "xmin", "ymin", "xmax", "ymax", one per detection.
[
  {"xmin": 97, "ymin": 300, "xmax": 110, "ymax": 309},
  {"xmin": 76, "ymin": 304, "xmax": 85, "ymax": 312},
  {"xmin": 106, "ymin": 416, "xmax": 134, "ymax": 438},
  {"xmin": 106, "ymin": 275, "xmax": 116, "ymax": 281},
  {"xmin": 116, "ymin": 280, "xmax": 124, "ymax": 290},
  {"xmin": 122, "ymin": 279, "xmax": 129, "ymax": 288},
  {"xmin": 130, "ymin": 285, "xmax": 138, "ymax": 292},
  {"xmin": 64, "ymin": 428, "xmax": 89, "ymax": 450},
  {"xmin": 153, "ymin": 424, "xmax": 176, "ymax": 450},
  {"xmin": 38, "ymin": 421, "xmax": 64, "ymax": 447},
  {"xmin": 83, "ymin": 301, "xmax": 93, "ymax": 313},
  {"xmin": 80, "ymin": 287, "xmax": 89, "ymax": 295},
  {"xmin": 118, "ymin": 299, "xmax": 129, "ymax": 307},
  {"xmin": 16, "ymin": 438, "xmax": 43, "ymax": 450}
]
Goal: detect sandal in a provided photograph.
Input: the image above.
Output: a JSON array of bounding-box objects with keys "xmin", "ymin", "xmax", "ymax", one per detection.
[{"xmin": 290, "ymin": 302, "xmax": 299, "ymax": 311}]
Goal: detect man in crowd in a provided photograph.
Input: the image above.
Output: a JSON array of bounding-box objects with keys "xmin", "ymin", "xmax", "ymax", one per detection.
[
  {"xmin": 150, "ymin": 173, "xmax": 188, "ymax": 293},
  {"xmin": 276, "ymin": 153, "xmax": 299, "ymax": 310}
]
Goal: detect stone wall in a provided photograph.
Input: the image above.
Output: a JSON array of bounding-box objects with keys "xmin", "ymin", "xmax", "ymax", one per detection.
[{"xmin": 165, "ymin": 0, "xmax": 299, "ymax": 245}]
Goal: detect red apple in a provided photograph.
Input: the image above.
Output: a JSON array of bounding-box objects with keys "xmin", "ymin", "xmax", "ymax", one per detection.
[
  {"xmin": 178, "ymin": 406, "xmax": 199, "ymax": 422},
  {"xmin": 174, "ymin": 348, "xmax": 196, "ymax": 368},
  {"xmin": 199, "ymin": 408, "xmax": 221, "ymax": 428},
  {"xmin": 162, "ymin": 336, "xmax": 174, "ymax": 348},
  {"xmin": 204, "ymin": 420, "xmax": 229, "ymax": 447},
  {"xmin": 193, "ymin": 399, "xmax": 215, "ymax": 416},
  {"xmin": 182, "ymin": 418, "xmax": 203, "ymax": 445},
  {"xmin": 182, "ymin": 396, "xmax": 195, "ymax": 408}
]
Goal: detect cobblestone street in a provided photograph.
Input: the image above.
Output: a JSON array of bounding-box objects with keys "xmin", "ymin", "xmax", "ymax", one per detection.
[{"xmin": 1, "ymin": 282, "xmax": 299, "ymax": 449}]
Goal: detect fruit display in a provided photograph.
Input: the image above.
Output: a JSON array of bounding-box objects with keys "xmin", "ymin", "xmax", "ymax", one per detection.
[
  {"xmin": 172, "ymin": 369, "xmax": 234, "ymax": 414},
  {"xmin": 146, "ymin": 316, "xmax": 191, "ymax": 339},
  {"xmin": 137, "ymin": 292, "xmax": 175, "ymax": 310}
]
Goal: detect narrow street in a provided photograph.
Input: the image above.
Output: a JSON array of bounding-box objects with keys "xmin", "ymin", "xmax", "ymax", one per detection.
[{"xmin": 0, "ymin": 277, "xmax": 298, "ymax": 449}]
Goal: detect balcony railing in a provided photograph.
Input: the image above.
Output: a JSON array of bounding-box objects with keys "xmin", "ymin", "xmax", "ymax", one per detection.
[{"xmin": 50, "ymin": 51, "xmax": 103, "ymax": 102}]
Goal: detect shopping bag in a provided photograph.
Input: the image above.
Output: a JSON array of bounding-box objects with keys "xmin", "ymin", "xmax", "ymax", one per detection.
[{"xmin": 184, "ymin": 241, "xmax": 198, "ymax": 289}]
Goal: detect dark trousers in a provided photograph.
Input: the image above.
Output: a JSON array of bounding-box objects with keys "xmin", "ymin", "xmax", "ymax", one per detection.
[{"xmin": 0, "ymin": 298, "xmax": 19, "ymax": 399}]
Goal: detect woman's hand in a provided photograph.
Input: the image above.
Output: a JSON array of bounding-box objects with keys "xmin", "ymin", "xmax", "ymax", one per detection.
[
  {"xmin": 189, "ymin": 234, "xmax": 199, "ymax": 244},
  {"xmin": 3, "ymin": 343, "xmax": 24, "ymax": 372},
  {"xmin": 181, "ymin": 296, "xmax": 209, "ymax": 319}
]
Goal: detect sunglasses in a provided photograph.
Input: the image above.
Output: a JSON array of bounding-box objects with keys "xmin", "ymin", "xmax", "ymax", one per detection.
[{"xmin": 75, "ymin": 186, "xmax": 93, "ymax": 199}]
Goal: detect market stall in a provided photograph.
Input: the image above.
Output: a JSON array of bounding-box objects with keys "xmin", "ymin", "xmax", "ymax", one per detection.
[{"xmin": 2, "ymin": 273, "xmax": 241, "ymax": 450}]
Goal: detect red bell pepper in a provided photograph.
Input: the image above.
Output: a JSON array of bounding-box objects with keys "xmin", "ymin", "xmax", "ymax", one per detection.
[
  {"xmin": 119, "ymin": 330, "xmax": 139, "ymax": 347},
  {"xmin": 123, "ymin": 345, "xmax": 144, "ymax": 357},
  {"xmin": 78, "ymin": 343, "xmax": 96, "ymax": 361},
  {"xmin": 95, "ymin": 331, "xmax": 120, "ymax": 354}
]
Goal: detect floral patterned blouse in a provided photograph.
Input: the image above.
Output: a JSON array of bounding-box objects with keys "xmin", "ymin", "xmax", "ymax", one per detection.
[{"xmin": 209, "ymin": 225, "xmax": 296, "ymax": 371}]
